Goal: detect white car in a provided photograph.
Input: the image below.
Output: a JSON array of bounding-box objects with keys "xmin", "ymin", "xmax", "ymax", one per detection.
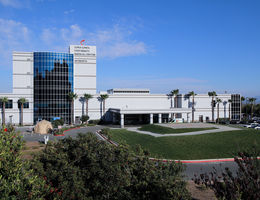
[
  {"xmin": 244, "ymin": 123, "xmax": 259, "ymax": 128},
  {"xmin": 255, "ymin": 126, "xmax": 260, "ymax": 130}
]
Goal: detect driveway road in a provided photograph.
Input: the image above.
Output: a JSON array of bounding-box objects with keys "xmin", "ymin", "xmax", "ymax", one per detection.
[
  {"xmin": 18, "ymin": 125, "xmax": 104, "ymax": 142},
  {"xmin": 184, "ymin": 161, "xmax": 238, "ymax": 180}
]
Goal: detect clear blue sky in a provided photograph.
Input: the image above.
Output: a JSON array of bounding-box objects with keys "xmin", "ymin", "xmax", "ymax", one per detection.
[{"xmin": 0, "ymin": 0, "xmax": 260, "ymax": 97}]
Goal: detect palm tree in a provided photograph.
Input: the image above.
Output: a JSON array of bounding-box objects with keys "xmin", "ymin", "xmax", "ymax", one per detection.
[
  {"xmin": 228, "ymin": 99, "xmax": 232, "ymax": 121},
  {"xmin": 241, "ymin": 96, "xmax": 245, "ymax": 120},
  {"xmin": 68, "ymin": 92, "xmax": 78, "ymax": 125},
  {"xmin": 83, "ymin": 93, "xmax": 93, "ymax": 116},
  {"xmin": 0, "ymin": 97, "xmax": 9, "ymax": 125},
  {"xmin": 168, "ymin": 89, "xmax": 179, "ymax": 120},
  {"xmin": 216, "ymin": 98, "xmax": 222, "ymax": 123},
  {"xmin": 248, "ymin": 97, "xmax": 256, "ymax": 119},
  {"xmin": 100, "ymin": 94, "xmax": 109, "ymax": 117},
  {"xmin": 208, "ymin": 91, "xmax": 217, "ymax": 122},
  {"xmin": 171, "ymin": 89, "xmax": 179, "ymax": 108},
  {"xmin": 188, "ymin": 91, "xmax": 196, "ymax": 123},
  {"xmin": 223, "ymin": 101, "xmax": 227, "ymax": 121},
  {"xmin": 18, "ymin": 98, "xmax": 28, "ymax": 126}
]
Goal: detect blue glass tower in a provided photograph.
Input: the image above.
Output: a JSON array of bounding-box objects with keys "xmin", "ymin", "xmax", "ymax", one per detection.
[{"xmin": 33, "ymin": 52, "xmax": 73, "ymax": 124}]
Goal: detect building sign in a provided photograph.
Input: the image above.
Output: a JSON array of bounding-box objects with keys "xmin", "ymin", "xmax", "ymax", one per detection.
[{"xmin": 69, "ymin": 45, "xmax": 96, "ymax": 64}]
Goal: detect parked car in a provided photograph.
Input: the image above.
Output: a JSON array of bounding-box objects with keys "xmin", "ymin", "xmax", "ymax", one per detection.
[
  {"xmin": 255, "ymin": 125, "xmax": 260, "ymax": 130},
  {"xmin": 244, "ymin": 123, "xmax": 259, "ymax": 128}
]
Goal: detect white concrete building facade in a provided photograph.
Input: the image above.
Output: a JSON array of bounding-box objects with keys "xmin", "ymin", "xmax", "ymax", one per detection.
[{"xmin": 0, "ymin": 45, "xmax": 241, "ymax": 126}]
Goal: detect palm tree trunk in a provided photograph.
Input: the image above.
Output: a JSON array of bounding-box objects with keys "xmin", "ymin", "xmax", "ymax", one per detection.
[
  {"xmin": 86, "ymin": 100, "xmax": 89, "ymax": 124},
  {"xmin": 251, "ymin": 104, "xmax": 254, "ymax": 119},
  {"xmin": 103, "ymin": 100, "xmax": 105, "ymax": 116},
  {"xmin": 21, "ymin": 104, "xmax": 24, "ymax": 126},
  {"xmin": 2, "ymin": 103, "xmax": 5, "ymax": 125},
  {"xmin": 217, "ymin": 103, "xmax": 219, "ymax": 124},
  {"xmin": 212, "ymin": 97, "xmax": 214, "ymax": 122},
  {"xmin": 192, "ymin": 96, "xmax": 194, "ymax": 123},
  {"xmin": 86, "ymin": 100, "xmax": 88, "ymax": 116},
  {"xmin": 71, "ymin": 100, "xmax": 74, "ymax": 125},
  {"xmin": 229, "ymin": 103, "xmax": 231, "ymax": 121}
]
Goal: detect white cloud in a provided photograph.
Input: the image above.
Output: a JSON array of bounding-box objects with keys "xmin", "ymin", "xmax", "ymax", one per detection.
[
  {"xmin": 88, "ymin": 24, "xmax": 148, "ymax": 58},
  {"xmin": 41, "ymin": 28, "xmax": 55, "ymax": 45},
  {"xmin": 60, "ymin": 24, "xmax": 83, "ymax": 45},
  {"xmin": 39, "ymin": 22, "xmax": 148, "ymax": 59},
  {"xmin": 0, "ymin": 0, "xmax": 30, "ymax": 8},
  {"xmin": 64, "ymin": 9, "xmax": 74, "ymax": 15},
  {"xmin": 0, "ymin": 18, "xmax": 31, "ymax": 68},
  {"xmin": 0, "ymin": 0, "xmax": 20, "ymax": 7}
]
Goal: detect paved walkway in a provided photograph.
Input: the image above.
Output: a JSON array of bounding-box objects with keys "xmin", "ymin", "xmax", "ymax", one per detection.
[{"xmin": 126, "ymin": 124, "xmax": 241, "ymax": 137}]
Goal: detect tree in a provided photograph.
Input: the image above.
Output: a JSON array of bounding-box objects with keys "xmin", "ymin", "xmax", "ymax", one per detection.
[
  {"xmin": 208, "ymin": 91, "xmax": 217, "ymax": 122},
  {"xmin": 18, "ymin": 98, "xmax": 28, "ymax": 126},
  {"xmin": 83, "ymin": 93, "xmax": 93, "ymax": 117},
  {"xmin": 168, "ymin": 89, "xmax": 179, "ymax": 120},
  {"xmin": 100, "ymin": 94, "xmax": 109, "ymax": 117},
  {"xmin": 228, "ymin": 99, "xmax": 232, "ymax": 121},
  {"xmin": 248, "ymin": 97, "xmax": 257, "ymax": 119},
  {"xmin": 68, "ymin": 92, "xmax": 78, "ymax": 125},
  {"xmin": 188, "ymin": 91, "xmax": 196, "ymax": 123},
  {"xmin": 216, "ymin": 98, "xmax": 222, "ymax": 123},
  {"xmin": 31, "ymin": 133, "xmax": 191, "ymax": 199},
  {"xmin": 0, "ymin": 127, "xmax": 48, "ymax": 198},
  {"xmin": 241, "ymin": 96, "xmax": 246, "ymax": 120},
  {"xmin": 171, "ymin": 89, "xmax": 179, "ymax": 108},
  {"xmin": 194, "ymin": 150, "xmax": 260, "ymax": 199},
  {"xmin": 80, "ymin": 115, "xmax": 89, "ymax": 124},
  {"xmin": 0, "ymin": 97, "xmax": 9, "ymax": 125}
]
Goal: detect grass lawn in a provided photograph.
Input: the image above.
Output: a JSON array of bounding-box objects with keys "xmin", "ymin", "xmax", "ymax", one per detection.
[
  {"xmin": 138, "ymin": 124, "xmax": 217, "ymax": 134},
  {"xmin": 109, "ymin": 128, "xmax": 260, "ymax": 160}
]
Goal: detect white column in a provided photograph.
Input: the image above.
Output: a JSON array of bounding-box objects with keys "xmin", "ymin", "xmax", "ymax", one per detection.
[
  {"xmin": 120, "ymin": 114, "xmax": 124, "ymax": 128},
  {"xmin": 150, "ymin": 113, "xmax": 153, "ymax": 124},
  {"xmin": 158, "ymin": 114, "xmax": 162, "ymax": 123},
  {"xmin": 187, "ymin": 113, "xmax": 190, "ymax": 123}
]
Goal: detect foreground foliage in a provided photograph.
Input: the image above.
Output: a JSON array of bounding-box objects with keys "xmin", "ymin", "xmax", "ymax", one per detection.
[
  {"xmin": 194, "ymin": 150, "xmax": 260, "ymax": 199},
  {"xmin": 31, "ymin": 133, "xmax": 191, "ymax": 199},
  {"xmin": 0, "ymin": 126, "xmax": 47, "ymax": 199}
]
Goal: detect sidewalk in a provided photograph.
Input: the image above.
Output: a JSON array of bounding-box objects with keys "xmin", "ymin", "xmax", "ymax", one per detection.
[{"xmin": 126, "ymin": 124, "xmax": 241, "ymax": 137}]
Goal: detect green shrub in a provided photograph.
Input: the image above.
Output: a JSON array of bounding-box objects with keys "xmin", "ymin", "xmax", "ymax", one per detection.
[
  {"xmin": 80, "ymin": 115, "xmax": 89, "ymax": 124},
  {"xmin": 194, "ymin": 149, "xmax": 260, "ymax": 199},
  {"xmin": 0, "ymin": 127, "xmax": 48, "ymax": 199},
  {"xmin": 88, "ymin": 119, "xmax": 100, "ymax": 124},
  {"xmin": 52, "ymin": 119, "xmax": 64, "ymax": 128},
  {"xmin": 31, "ymin": 134, "xmax": 191, "ymax": 199}
]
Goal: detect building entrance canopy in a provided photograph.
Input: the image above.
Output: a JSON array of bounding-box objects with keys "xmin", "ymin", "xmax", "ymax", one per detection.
[{"xmin": 109, "ymin": 108, "xmax": 192, "ymax": 128}]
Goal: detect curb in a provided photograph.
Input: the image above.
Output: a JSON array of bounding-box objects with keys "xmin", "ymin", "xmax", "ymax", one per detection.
[
  {"xmin": 149, "ymin": 157, "xmax": 236, "ymax": 164},
  {"xmin": 95, "ymin": 130, "xmax": 118, "ymax": 146}
]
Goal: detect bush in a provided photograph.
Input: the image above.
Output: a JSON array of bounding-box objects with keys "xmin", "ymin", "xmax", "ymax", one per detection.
[
  {"xmin": 80, "ymin": 115, "xmax": 89, "ymax": 124},
  {"xmin": 216, "ymin": 118, "xmax": 229, "ymax": 124},
  {"xmin": 31, "ymin": 134, "xmax": 191, "ymax": 199},
  {"xmin": 52, "ymin": 119, "xmax": 64, "ymax": 128},
  {"xmin": 88, "ymin": 119, "xmax": 100, "ymax": 125},
  {"xmin": 194, "ymin": 149, "xmax": 260, "ymax": 199},
  {"xmin": 0, "ymin": 127, "xmax": 48, "ymax": 199}
]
